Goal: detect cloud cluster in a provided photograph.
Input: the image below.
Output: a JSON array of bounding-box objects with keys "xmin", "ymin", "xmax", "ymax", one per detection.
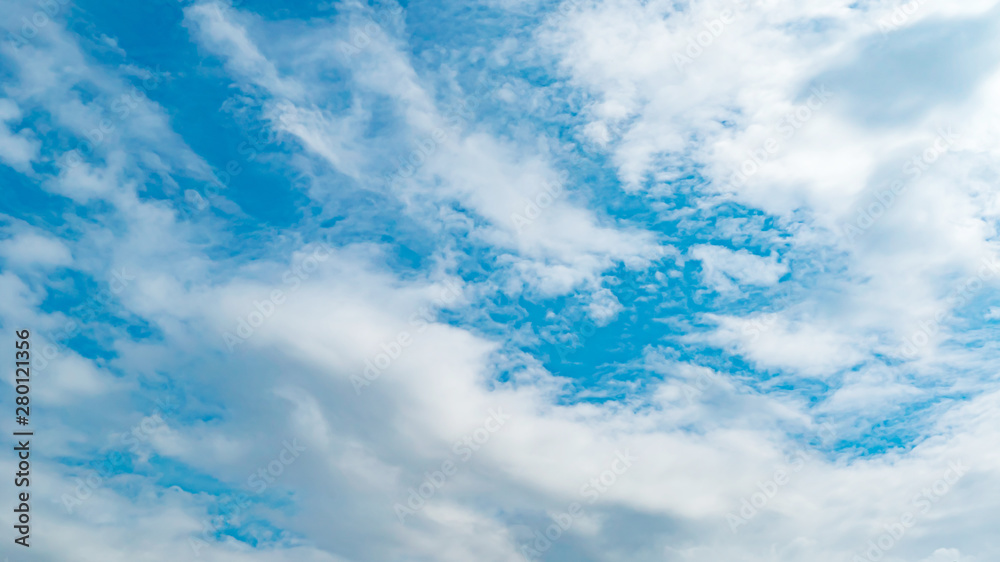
[{"xmin": 1, "ymin": 0, "xmax": 999, "ymax": 560}]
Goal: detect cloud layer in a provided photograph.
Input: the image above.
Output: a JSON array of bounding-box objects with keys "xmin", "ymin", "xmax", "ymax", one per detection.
[{"xmin": 2, "ymin": 0, "xmax": 1000, "ymax": 560}]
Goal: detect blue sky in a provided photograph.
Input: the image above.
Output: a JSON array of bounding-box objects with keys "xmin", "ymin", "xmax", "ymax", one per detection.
[{"xmin": 1, "ymin": 0, "xmax": 999, "ymax": 561}]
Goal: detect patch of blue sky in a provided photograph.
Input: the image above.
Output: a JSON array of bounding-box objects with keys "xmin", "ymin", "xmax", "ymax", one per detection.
[
  {"xmin": 212, "ymin": 520, "xmax": 299, "ymax": 551},
  {"xmin": 36, "ymin": 269, "xmax": 112, "ymax": 310},
  {"xmin": 236, "ymin": 0, "xmax": 347, "ymax": 22},
  {"xmin": 462, "ymin": 249, "xmax": 798, "ymax": 399},
  {"xmin": 37, "ymin": 305, "xmax": 158, "ymax": 367},
  {"xmin": 147, "ymin": 454, "xmax": 262, "ymax": 498},
  {"xmin": 403, "ymin": 1, "xmax": 519, "ymax": 56},
  {"xmin": 57, "ymin": 450, "xmax": 136, "ymax": 477},
  {"xmin": 837, "ymin": 414, "xmax": 934, "ymax": 458},
  {"xmin": 141, "ymin": 456, "xmax": 304, "ymax": 550},
  {"xmin": 0, "ymin": 169, "xmax": 70, "ymax": 224},
  {"xmin": 68, "ymin": 3, "xmax": 312, "ymax": 228}
]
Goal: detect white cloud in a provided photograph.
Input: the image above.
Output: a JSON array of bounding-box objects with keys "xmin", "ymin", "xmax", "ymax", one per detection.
[
  {"xmin": 587, "ymin": 288, "xmax": 623, "ymax": 326},
  {"xmin": 183, "ymin": 1, "xmax": 666, "ymax": 298},
  {"xmin": 0, "ymin": 230, "xmax": 72, "ymax": 268},
  {"xmin": 1, "ymin": 1, "xmax": 1000, "ymax": 560},
  {"xmin": 689, "ymin": 244, "xmax": 787, "ymax": 293},
  {"xmin": 701, "ymin": 312, "xmax": 866, "ymax": 377},
  {"xmin": 0, "ymin": 98, "xmax": 40, "ymax": 171}
]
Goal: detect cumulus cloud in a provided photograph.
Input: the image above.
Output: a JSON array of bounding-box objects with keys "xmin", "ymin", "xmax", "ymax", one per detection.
[
  {"xmin": 689, "ymin": 244, "xmax": 787, "ymax": 294},
  {"xmin": 0, "ymin": 229, "xmax": 72, "ymax": 268}
]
